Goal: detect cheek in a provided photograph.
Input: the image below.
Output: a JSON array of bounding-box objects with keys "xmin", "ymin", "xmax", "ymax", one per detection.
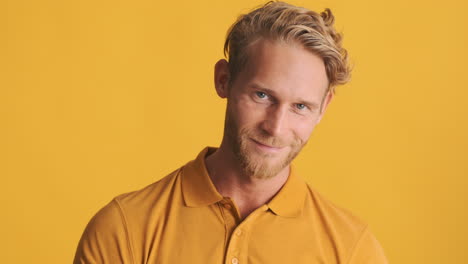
[
  {"xmin": 292, "ymin": 119, "xmax": 317, "ymax": 142},
  {"xmin": 232, "ymin": 98, "xmax": 265, "ymax": 128}
]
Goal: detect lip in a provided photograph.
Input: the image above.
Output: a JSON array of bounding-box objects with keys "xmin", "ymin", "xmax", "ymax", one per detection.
[{"xmin": 251, "ymin": 138, "xmax": 284, "ymax": 153}]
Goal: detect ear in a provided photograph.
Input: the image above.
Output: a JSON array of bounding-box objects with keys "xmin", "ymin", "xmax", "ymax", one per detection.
[
  {"xmin": 316, "ymin": 90, "xmax": 334, "ymax": 124},
  {"xmin": 214, "ymin": 59, "xmax": 230, "ymax": 98}
]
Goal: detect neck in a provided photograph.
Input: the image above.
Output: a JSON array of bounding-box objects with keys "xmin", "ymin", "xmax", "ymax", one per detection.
[{"xmin": 205, "ymin": 145, "xmax": 289, "ymax": 219}]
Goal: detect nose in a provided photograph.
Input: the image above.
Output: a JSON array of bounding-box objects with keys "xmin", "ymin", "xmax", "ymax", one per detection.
[{"xmin": 260, "ymin": 104, "xmax": 287, "ymax": 137}]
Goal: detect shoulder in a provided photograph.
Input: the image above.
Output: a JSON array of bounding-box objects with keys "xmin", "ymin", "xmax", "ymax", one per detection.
[
  {"xmin": 90, "ymin": 167, "xmax": 182, "ymax": 225},
  {"xmin": 74, "ymin": 168, "xmax": 184, "ymax": 263},
  {"xmin": 303, "ymin": 184, "xmax": 388, "ymax": 263},
  {"xmin": 74, "ymin": 198, "xmax": 133, "ymax": 263},
  {"xmin": 346, "ymin": 225, "xmax": 389, "ymax": 263},
  {"xmin": 304, "ymin": 184, "xmax": 367, "ymax": 232},
  {"xmin": 114, "ymin": 167, "xmax": 183, "ymax": 210}
]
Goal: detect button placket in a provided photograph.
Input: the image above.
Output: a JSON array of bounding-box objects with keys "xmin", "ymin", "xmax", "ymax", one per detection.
[
  {"xmin": 225, "ymin": 223, "xmax": 249, "ymax": 264},
  {"xmin": 227, "ymin": 205, "xmax": 269, "ymax": 264},
  {"xmin": 223, "ymin": 200, "xmax": 269, "ymax": 264}
]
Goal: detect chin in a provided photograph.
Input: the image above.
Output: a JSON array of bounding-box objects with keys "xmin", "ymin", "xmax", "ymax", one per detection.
[{"xmin": 240, "ymin": 151, "xmax": 290, "ymax": 179}]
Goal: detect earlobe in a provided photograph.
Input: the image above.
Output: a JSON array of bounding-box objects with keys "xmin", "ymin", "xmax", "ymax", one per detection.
[{"xmin": 214, "ymin": 59, "xmax": 230, "ymax": 98}]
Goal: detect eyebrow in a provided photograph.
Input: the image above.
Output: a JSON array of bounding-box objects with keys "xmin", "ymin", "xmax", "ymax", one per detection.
[{"xmin": 250, "ymin": 83, "xmax": 321, "ymax": 109}]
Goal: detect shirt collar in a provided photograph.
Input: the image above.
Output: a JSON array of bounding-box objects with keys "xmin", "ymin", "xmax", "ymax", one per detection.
[
  {"xmin": 181, "ymin": 147, "xmax": 224, "ymax": 207},
  {"xmin": 266, "ymin": 164, "xmax": 308, "ymax": 218},
  {"xmin": 181, "ymin": 147, "xmax": 308, "ymax": 218}
]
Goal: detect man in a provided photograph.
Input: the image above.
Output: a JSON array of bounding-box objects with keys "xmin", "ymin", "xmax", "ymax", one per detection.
[{"xmin": 74, "ymin": 1, "xmax": 388, "ymax": 263}]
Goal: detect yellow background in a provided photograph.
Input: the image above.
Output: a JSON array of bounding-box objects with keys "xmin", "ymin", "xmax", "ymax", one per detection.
[{"xmin": 1, "ymin": 0, "xmax": 467, "ymax": 263}]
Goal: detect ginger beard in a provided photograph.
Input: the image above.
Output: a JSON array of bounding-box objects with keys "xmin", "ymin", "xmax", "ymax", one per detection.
[{"xmin": 225, "ymin": 107, "xmax": 307, "ymax": 179}]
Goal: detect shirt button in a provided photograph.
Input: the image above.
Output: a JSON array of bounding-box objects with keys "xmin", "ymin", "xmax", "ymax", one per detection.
[
  {"xmin": 231, "ymin": 257, "xmax": 239, "ymax": 264},
  {"xmin": 224, "ymin": 203, "xmax": 232, "ymax": 210},
  {"xmin": 235, "ymin": 229, "xmax": 242, "ymax": 236}
]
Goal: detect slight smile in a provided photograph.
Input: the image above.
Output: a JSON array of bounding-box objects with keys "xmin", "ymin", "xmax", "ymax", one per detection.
[{"xmin": 250, "ymin": 138, "xmax": 284, "ymax": 153}]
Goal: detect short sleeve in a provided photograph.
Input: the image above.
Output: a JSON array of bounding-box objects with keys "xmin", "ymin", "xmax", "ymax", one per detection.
[
  {"xmin": 347, "ymin": 226, "xmax": 389, "ymax": 264},
  {"xmin": 73, "ymin": 199, "xmax": 133, "ymax": 264}
]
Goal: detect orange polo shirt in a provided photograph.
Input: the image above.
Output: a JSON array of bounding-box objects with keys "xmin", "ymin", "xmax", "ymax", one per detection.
[{"xmin": 74, "ymin": 147, "xmax": 388, "ymax": 264}]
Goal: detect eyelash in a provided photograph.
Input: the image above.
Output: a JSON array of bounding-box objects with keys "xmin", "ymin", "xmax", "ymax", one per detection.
[
  {"xmin": 296, "ymin": 104, "xmax": 307, "ymax": 110},
  {"xmin": 255, "ymin": 91, "xmax": 268, "ymax": 99}
]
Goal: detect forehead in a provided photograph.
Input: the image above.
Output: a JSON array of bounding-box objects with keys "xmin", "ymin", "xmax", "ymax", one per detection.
[{"xmin": 239, "ymin": 39, "xmax": 329, "ymax": 101}]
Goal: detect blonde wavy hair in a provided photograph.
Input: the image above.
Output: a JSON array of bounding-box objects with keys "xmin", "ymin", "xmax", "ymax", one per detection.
[{"xmin": 224, "ymin": 1, "xmax": 351, "ymax": 93}]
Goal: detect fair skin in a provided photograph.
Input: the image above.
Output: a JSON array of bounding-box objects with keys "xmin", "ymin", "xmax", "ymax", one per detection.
[{"xmin": 205, "ymin": 38, "xmax": 333, "ymax": 219}]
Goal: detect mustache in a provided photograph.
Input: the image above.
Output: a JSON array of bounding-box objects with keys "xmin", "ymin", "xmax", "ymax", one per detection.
[
  {"xmin": 247, "ymin": 131, "xmax": 302, "ymax": 148},
  {"xmin": 251, "ymin": 136, "xmax": 286, "ymax": 148}
]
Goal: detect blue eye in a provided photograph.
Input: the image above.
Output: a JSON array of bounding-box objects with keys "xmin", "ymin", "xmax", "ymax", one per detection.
[
  {"xmin": 256, "ymin": 91, "xmax": 267, "ymax": 99},
  {"xmin": 296, "ymin": 104, "xmax": 306, "ymax": 110}
]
